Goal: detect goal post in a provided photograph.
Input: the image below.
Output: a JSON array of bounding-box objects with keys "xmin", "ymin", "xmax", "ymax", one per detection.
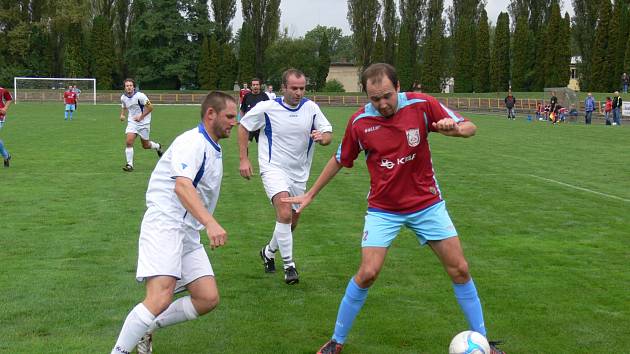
[{"xmin": 13, "ymin": 77, "xmax": 97, "ymax": 104}]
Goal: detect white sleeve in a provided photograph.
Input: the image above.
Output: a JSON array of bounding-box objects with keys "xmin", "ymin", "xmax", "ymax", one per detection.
[
  {"xmin": 137, "ymin": 92, "xmax": 149, "ymax": 105},
  {"xmin": 169, "ymin": 137, "xmax": 205, "ymax": 181},
  {"xmin": 240, "ymin": 101, "xmax": 267, "ymax": 132},
  {"xmin": 120, "ymin": 96, "xmax": 125, "ymax": 108},
  {"xmin": 312, "ymin": 103, "xmax": 332, "ymax": 133}
]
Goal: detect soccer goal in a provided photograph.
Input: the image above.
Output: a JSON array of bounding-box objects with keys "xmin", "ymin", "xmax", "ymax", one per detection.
[{"xmin": 13, "ymin": 77, "xmax": 96, "ymax": 104}]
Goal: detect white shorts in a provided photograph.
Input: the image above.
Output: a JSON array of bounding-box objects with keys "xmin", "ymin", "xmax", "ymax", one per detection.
[
  {"xmin": 260, "ymin": 167, "xmax": 306, "ymax": 210},
  {"xmin": 136, "ymin": 208, "xmax": 214, "ymax": 292},
  {"xmin": 126, "ymin": 122, "xmax": 150, "ymax": 140}
]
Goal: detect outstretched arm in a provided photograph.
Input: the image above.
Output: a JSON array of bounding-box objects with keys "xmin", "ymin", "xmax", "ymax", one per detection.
[{"xmin": 282, "ymin": 156, "xmax": 343, "ymax": 213}]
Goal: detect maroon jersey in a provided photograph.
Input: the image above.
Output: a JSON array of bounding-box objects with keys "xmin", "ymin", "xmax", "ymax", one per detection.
[
  {"xmin": 0, "ymin": 87, "xmax": 12, "ymax": 121},
  {"xmin": 64, "ymin": 90, "xmax": 77, "ymax": 104},
  {"xmin": 239, "ymin": 88, "xmax": 251, "ymax": 102},
  {"xmin": 336, "ymin": 92, "xmax": 467, "ymax": 213}
]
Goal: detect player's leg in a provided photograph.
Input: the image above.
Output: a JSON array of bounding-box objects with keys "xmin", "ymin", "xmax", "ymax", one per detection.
[
  {"xmin": 139, "ymin": 126, "xmax": 163, "ymax": 158},
  {"xmin": 69, "ymin": 105, "xmax": 74, "ymax": 120},
  {"xmin": 64, "ymin": 104, "xmax": 69, "ymax": 120},
  {"xmin": 270, "ymin": 191, "xmax": 299, "ymax": 283},
  {"xmin": 319, "ymin": 211, "xmax": 401, "ymax": 352},
  {"xmin": 111, "ymin": 276, "xmax": 176, "ymax": 354},
  {"xmin": 123, "ymin": 131, "xmax": 137, "ymax": 171}
]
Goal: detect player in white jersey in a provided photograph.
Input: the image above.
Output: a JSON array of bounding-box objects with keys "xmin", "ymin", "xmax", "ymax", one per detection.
[
  {"xmin": 111, "ymin": 92, "xmax": 237, "ymax": 354},
  {"xmin": 239, "ymin": 68, "xmax": 333, "ymax": 284},
  {"xmin": 119, "ymin": 78, "xmax": 163, "ymax": 172}
]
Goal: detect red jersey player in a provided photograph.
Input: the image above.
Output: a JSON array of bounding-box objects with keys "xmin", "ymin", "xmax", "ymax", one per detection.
[
  {"xmin": 63, "ymin": 85, "xmax": 78, "ymax": 120},
  {"xmin": 0, "ymin": 86, "xmax": 13, "ymax": 167},
  {"xmin": 285, "ymin": 63, "xmax": 505, "ymax": 354}
]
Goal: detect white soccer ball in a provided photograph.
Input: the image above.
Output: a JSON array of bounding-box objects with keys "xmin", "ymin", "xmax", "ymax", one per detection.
[{"xmin": 448, "ymin": 330, "xmax": 491, "ymax": 354}]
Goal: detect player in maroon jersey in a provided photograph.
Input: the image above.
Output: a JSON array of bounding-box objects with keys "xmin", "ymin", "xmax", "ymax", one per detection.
[
  {"xmin": 0, "ymin": 86, "xmax": 13, "ymax": 167},
  {"xmin": 63, "ymin": 85, "xmax": 78, "ymax": 120},
  {"xmin": 285, "ymin": 63, "xmax": 504, "ymax": 354}
]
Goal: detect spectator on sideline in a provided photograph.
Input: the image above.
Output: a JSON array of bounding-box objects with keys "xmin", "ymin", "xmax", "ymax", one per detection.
[
  {"xmin": 240, "ymin": 78, "xmax": 269, "ymax": 142},
  {"xmin": 621, "ymin": 73, "xmax": 629, "ymax": 94},
  {"xmin": 504, "ymin": 91, "xmax": 516, "ymax": 120},
  {"xmin": 584, "ymin": 92, "xmax": 595, "ymax": 125},
  {"xmin": 612, "ymin": 91, "xmax": 622, "ymax": 126},
  {"xmin": 603, "ymin": 97, "xmax": 613, "ymax": 125},
  {"xmin": 549, "ymin": 91, "xmax": 558, "ymax": 115}
]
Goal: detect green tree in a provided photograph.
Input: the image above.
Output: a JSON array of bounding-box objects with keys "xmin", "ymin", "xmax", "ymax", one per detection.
[
  {"xmin": 491, "ymin": 12, "xmax": 511, "ymax": 91},
  {"xmin": 396, "ymin": 22, "xmax": 415, "ymax": 90},
  {"xmin": 316, "ymin": 32, "xmax": 331, "ymax": 91},
  {"xmin": 198, "ymin": 35, "xmax": 220, "ymax": 89},
  {"xmin": 211, "ymin": 0, "xmax": 237, "ymax": 44},
  {"xmin": 241, "ymin": 0, "xmax": 281, "ymax": 79},
  {"xmin": 572, "ymin": 0, "xmax": 600, "ymax": 90},
  {"xmin": 126, "ymin": 0, "xmax": 193, "ymax": 88},
  {"xmin": 89, "ymin": 16, "xmax": 116, "ymax": 89},
  {"xmin": 382, "ymin": 0, "xmax": 399, "ymax": 64},
  {"xmin": 511, "ymin": 13, "xmax": 532, "ymax": 91},
  {"xmin": 474, "ymin": 8, "xmax": 490, "ymax": 92},
  {"xmin": 421, "ymin": 0, "xmax": 444, "ymax": 92},
  {"xmin": 264, "ymin": 37, "xmax": 318, "ymax": 89},
  {"xmin": 373, "ymin": 26, "xmax": 385, "ymax": 63},
  {"xmin": 218, "ymin": 42, "xmax": 237, "ymax": 90},
  {"xmin": 347, "ymin": 0, "xmax": 381, "ymax": 69},
  {"xmin": 399, "ymin": 0, "xmax": 425, "ymax": 87},
  {"xmin": 452, "ymin": 0, "xmax": 478, "ymax": 92},
  {"xmin": 304, "ymin": 25, "xmax": 343, "ymax": 58},
  {"xmin": 238, "ymin": 22, "xmax": 257, "ymax": 83},
  {"xmin": 591, "ymin": 0, "xmax": 614, "ymax": 92},
  {"xmin": 610, "ymin": 0, "xmax": 628, "ymax": 81},
  {"xmin": 332, "ymin": 35, "xmax": 355, "ymax": 63},
  {"xmin": 543, "ymin": 2, "xmax": 563, "ymax": 87}
]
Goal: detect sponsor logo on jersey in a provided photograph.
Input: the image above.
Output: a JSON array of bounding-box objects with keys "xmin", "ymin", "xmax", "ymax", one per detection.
[
  {"xmin": 181, "ymin": 163, "xmax": 188, "ymax": 169},
  {"xmin": 406, "ymin": 128, "xmax": 420, "ymax": 147},
  {"xmin": 364, "ymin": 125, "xmax": 381, "ymax": 133},
  {"xmin": 380, "ymin": 153, "xmax": 416, "ymax": 169}
]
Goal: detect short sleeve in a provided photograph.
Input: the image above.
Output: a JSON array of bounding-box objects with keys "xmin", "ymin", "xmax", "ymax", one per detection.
[
  {"xmin": 426, "ymin": 96, "xmax": 467, "ymax": 131},
  {"xmin": 312, "ymin": 103, "xmax": 333, "ymax": 133},
  {"xmin": 335, "ymin": 116, "xmax": 361, "ymax": 168},
  {"xmin": 4, "ymin": 90, "xmax": 12, "ymax": 101},
  {"xmin": 240, "ymin": 101, "xmax": 267, "ymax": 132},
  {"xmin": 169, "ymin": 136, "xmax": 205, "ymax": 181},
  {"xmin": 137, "ymin": 93, "xmax": 149, "ymax": 105}
]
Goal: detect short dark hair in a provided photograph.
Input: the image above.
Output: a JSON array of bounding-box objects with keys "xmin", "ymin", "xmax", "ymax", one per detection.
[
  {"xmin": 123, "ymin": 78, "xmax": 136, "ymax": 87},
  {"xmin": 361, "ymin": 63, "xmax": 398, "ymax": 93},
  {"xmin": 282, "ymin": 68, "xmax": 305, "ymax": 86},
  {"xmin": 251, "ymin": 77, "xmax": 261, "ymax": 84},
  {"xmin": 200, "ymin": 91, "xmax": 236, "ymax": 120}
]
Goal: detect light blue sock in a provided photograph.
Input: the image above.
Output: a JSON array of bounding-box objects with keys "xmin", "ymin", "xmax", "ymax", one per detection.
[
  {"xmin": 64, "ymin": 111, "xmax": 68, "ymax": 120},
  {"xmin": 453, "ymin": 278, "xmax": 486, "ymax": 336},
  {"xmin": 69, "ymin": 111, "xmax": 73, "ymax": 120},
  {"xmin": 331, "ymin": 277, "xmax": 369, "ymax": 344},
  {"xmin": 0, "ymin": 139, "xmax": 8, "ymax": 159}
]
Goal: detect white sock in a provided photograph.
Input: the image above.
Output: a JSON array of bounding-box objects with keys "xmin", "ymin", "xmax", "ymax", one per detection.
[
  {"xmin": 273, "ymin": 222, "xmax": 294, "ymax": 269},
  {"xmin": 149, "ymin": 141, "xmax": 160, "ymax": 150},
  {"xmin": 125, "ymin": 147, "xmax": 134, "ymax": 166},
  {"xmin": 111, "ymin": 303, "xmax": 155, "ymax": 354},
  {"xmin": 265, "ymin": 243, "xmax": 277, "ymax": 259},
  {"xmin": 147, "ymin": 296, "xmax": 198, "ymax": 334}
]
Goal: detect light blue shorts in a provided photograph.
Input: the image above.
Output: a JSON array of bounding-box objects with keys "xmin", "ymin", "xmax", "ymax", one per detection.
[
  {"xmin": 361, "ymin": 201, "xmax": 458, "ymax": 247},
  {"xmin": 65, "ymin": 104, "xmax": 75, "ymax": 111}
]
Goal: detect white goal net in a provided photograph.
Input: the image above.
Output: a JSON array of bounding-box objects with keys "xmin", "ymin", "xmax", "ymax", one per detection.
[{"xmin": 13, "ymin": 77, "xmax": 96, "ymax": 104}]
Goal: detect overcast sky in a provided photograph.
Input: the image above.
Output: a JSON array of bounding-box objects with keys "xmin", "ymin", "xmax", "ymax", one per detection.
[{"xmin": 230, "ymin": 0, "xmax": 575, "ymax": 37}]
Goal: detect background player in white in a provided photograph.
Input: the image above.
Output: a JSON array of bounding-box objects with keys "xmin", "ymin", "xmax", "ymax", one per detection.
[
  {"xmin": 238, "ymin": 68, "xmax": 333, "ymax": 285},
  {"xmin": 111, "ymin": 91, "xmax": 237, "ymax": 354},
  {"xmin": 119, "ymin": 78, "xmax": 163, "ymax": 172},
  {"xmin": 265, "ymin": 84, "xmax": 276, "ymax": 100}
]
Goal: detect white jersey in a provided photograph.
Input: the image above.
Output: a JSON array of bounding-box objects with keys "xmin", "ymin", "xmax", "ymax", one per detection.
[
  {"xmin": 240, "ymin": 98, "xmax": 332, "ymax": 183},
  {"xmin": 145, "ymin": 123, "xmax": 223, "ymax": 230},
  {"xmin": 121, "ymin": 91, "xmax": 152, "ymax": 125},
  {"xmin": 266, "ymin": 91, "xmax": 276, "ymax": 100}
]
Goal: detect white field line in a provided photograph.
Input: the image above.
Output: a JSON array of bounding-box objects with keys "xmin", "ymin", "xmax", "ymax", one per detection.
[{"xmin": 527, "ymin": 174, "xmax": 630, "ymax": 203}]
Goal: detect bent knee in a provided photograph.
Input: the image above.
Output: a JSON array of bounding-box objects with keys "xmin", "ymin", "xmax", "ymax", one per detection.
[
  {"xmin": 355, "ymin": 269, "xmax": 380, "ymax": 288},
  {"xmin": 195, "ymin": 293, "xmax": 220, "ymax": 315},
  {"xmin": 447, "ymin": 260, "xmax": 470, "ymax": 283}
]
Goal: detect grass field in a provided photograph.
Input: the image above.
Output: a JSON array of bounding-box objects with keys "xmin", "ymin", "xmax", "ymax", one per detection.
[{"xmin": 0, "ymin": 102, "xmax": 628, "ymax": 353}]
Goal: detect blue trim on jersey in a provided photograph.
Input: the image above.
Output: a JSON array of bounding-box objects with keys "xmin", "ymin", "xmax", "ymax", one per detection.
[
  {"xmin": 440, "ymin": 103, "xmax": 463, "ymax": 122},
  {"xmin": 307, "ymin": 114, "xmax": 316, "ymax": 156},
  {"xmin": 123, "ymin": 90, "xmax": 137, "ymax": 98},
  {"xmin": 192, "ymin": 152, "xmax": 207, "ymax": 188},
  {"xmin": 335, "ymin": 143, "xmax": 342, "ymax": 162},
  {"xmin": 277, "ymin": 97, "xmax": 308, "ymax": 112},
  {"xmin": 423, "ymin": 112, "xmax": 429, "ymax": 133},
  {"xmin": 397, "ymin": 93, "xmax": 426, "ymax": 110},
  {"xmin": 139, "ymin": 101, "xmax": 144, "ymax": 113},
  {"xmin": 353, "ymin": 102, "xmax": 382, "ymax": 124},
  {"xmin": 197, "ymin": 123, "xmax": 221, "ymax": 152},
  {"xmin": 264, "ymin": 113, "xmax": 272, "ymax": 162}
]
